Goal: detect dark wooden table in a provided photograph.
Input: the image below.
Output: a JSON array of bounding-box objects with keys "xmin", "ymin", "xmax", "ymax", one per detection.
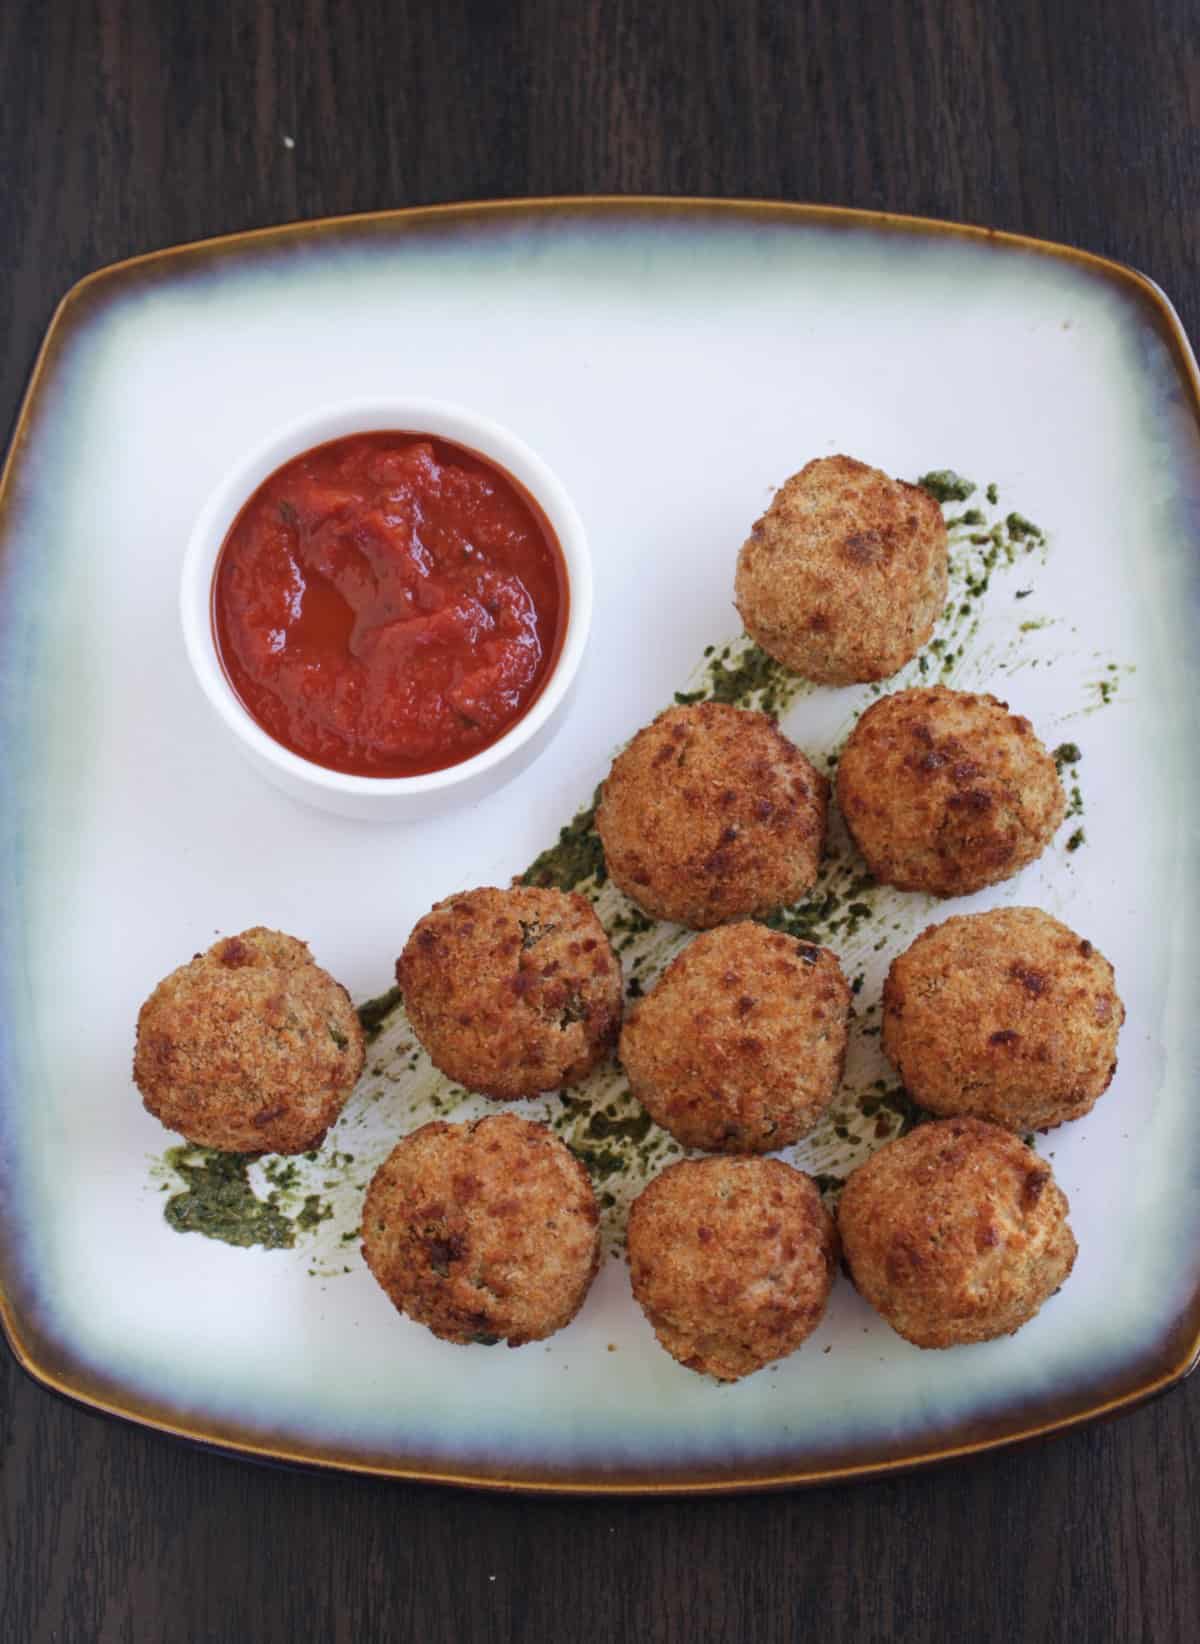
[{"xmin": 2, "ymin": 3, "xmax": 1198, "ymax": 1639}]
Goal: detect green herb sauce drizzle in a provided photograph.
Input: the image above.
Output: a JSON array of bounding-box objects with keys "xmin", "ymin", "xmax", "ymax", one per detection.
[{"xmin": 161, "ymin": 1147, "xmax": 297, "ymax": 1250}]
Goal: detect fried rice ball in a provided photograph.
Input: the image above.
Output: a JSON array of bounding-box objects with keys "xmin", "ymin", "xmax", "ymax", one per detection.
[
  {"xmin": 595, "ymin": 702, "xmax": 828, "ymax": 928},
  {"xmin": 838, "ymin": 1117, "xmax": 1077, "ymax": 1349},
  {"xmin": 133, "ymin": 927, "xmax": 365, "ymax": 1154},
  {"xmin": 734, "ymin": 455, "xmax": 949, "ymax": 684},
  {"xmin": 882, "ymin": 907, "xmax": 1124, "ymax": 1132},
  {"xmin": 396, "ymin": 886, "xmax": 622, "ymax": 1098},
  {"xmin": 619, "ymin": 922, "xmax": 850, "ymax": 1152},
  {"xmin": 627, "ymin": 1156, "xmax": 838, "ymax": 1381},
  {"xmin": 836, "ymin": 685, "xmax": 1065, "ymax": 896},
  {"xmin": 362, "ymin": 1114, "xmax": 600, "ymax": 1348}
]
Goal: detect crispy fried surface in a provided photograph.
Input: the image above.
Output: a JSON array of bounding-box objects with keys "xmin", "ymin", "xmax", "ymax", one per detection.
[
  {"xmin": 396, "ymin": 886, "xmax": 623, "ymax": 1098},
  {"xmin": 362, "ymin": 1114, "xmax": 600, "ymax": 1347},
  {"xmin": 734, "ymin": 455, "xmax": 948, "ymax": 684},
  {"xmin": 133, "ymin": 927, "xmax": 365, "ymax": 1154},
  {"xmin": 620, "ymin": 922, "xmax": 850, "ymax": 1152},
  {"xmin": 627, "ymin": 1156, "xmax": 837, "ymax": 1380},
  {"xmin": 595, "ymin": 702, "xmax": 828, "ymax": 928},
  {"xmin": 836, "ymin": 685, "xmax": 1065, "ymax": 896},
  {"xmin": 883, "ymin": 908, "xmax": 1124, "ymax": 1131},
  {"xmin": 838, "ymin": 1117, "xmax": 1077, "ymax": 1349}
]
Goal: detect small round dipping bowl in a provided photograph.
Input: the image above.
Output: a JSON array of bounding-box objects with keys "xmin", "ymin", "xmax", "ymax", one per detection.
[{"xmin": 180, "ymin": 399, "xmax": 591, "ymax": 820}]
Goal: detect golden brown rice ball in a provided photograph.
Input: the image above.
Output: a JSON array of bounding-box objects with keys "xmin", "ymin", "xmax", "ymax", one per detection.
[
  {"xmin": 133, "ymin": 927, "xmax": 365, "ymax": 1154},
  {"xmin": 396, "ymin": 886, "xmax": 622, "ymax": 1098},
  {"xmin": 627, "ymin": 1156, "xmax": 837, "ymax": 1381},
  {"xmin": 362, "ymin": 1114, "xmax": 600, "ymax": 1348},
  {"xmin": 734, "ymin": 455, "xmax": 948, "ymax": 684},
  {"xmin": 838, "ymin": 1117, "xmax": 1077, "ymax": 1349},
  {"xmin": 619, "ymin": 922, "xmax": 850, "ymax": 1152},
  {"xmin": 836, "ymin": 685, "xmax": 1065, "ymax": 897},
  {"xmin": 595, "ymin": 702, "xmax": 828, "ymax": 928},
  {"xmin": 882, "ymin": 907, "xmax": 1123, "ymax": 1132}
]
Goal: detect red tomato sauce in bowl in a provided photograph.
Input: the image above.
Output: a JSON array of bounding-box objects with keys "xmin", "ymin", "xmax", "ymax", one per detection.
[{"xmin": 212, "ymin": 433, "xmax": 568, "ymax": 778}]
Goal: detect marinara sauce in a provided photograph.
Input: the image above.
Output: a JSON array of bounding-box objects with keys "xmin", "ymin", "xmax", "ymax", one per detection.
[{"xmin": 213, "ymin": 433, "xmax": 568, "ymax": 777}]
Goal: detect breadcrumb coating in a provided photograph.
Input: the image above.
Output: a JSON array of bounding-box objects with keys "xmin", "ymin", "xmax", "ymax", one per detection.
[
  {"xmin": 883, "ymin": 908, "xmax": 1123, "ymax": 1131},
  {"xmin": 628, "ymin": 1156, "xmax": 837, "ymax": 1380},
  {"xmin": 735, "ymin": 455, "xmax": 948, "ymax": 684},
  {"xmin": 596, "ymin": 702, "xmax": 828, "ymax": 928},
  {"xmin": 836, "ymin": 685, "xmax": 1065, "ymax": 896},
  {"xmin": 133, "ymin": 927, "xmax": 364, "ymax": 1154},
  {"xmin": 396, "ymin": 886, "xmax": 622, "ymax": 1098},
  {"xmin": 620, "ymin": 922, "xmax": 850, "ymax": 1152},
  {"xmin": 363, "ymin": 1114, "xmax": 600, "ymax": 1347},
  {"xmin": 838, "ymin": 1117, "xmax": 1077, "ymax": 1348}
]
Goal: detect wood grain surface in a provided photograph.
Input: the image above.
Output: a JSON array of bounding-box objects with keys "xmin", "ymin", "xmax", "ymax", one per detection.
[{"xmin": 2, "ymin": 2, "xmax": 1198, "ymax": 1640}]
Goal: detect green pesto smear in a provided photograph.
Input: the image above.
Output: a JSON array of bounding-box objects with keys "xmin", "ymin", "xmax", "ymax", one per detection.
[
  {"xmin": 157, "ymin": 1144, "xmax": 348, "ymax": 1252},
  {"xmin": 672, "ymin": 639, "xmax": 799, "ymax": 718},
  {"xmin": 1053, "ymin": 742, "xmax": 1085, "ymax": 830},
  {"xmin": 155, "ymin": 463, "xmax": 1101, "ymax": 1255},
  {"xmin": 551, "ymin": 1092, "xmax": 664, "ymax": 1184},
  {"xmin": 523, "ymin": 786, "xmax": 607, "ymax": 892},
  {"xmin": 887, "ymin": 481, "xmax": 1051, "ymax": 694},
  {"xmin": 918, "ymin": 469, "xmax": 976, "ymax": 504},
  {"xmin": 162, "ymin": 1147, "xmax": 297, "ymax": 1250},
  {"xmin": 356, "ymin": 985, "xmax": 403, "ymax": 1042},
  {"xmin": 1089, "ymin": 662, "xmax": 1135, "ymax": 708}
]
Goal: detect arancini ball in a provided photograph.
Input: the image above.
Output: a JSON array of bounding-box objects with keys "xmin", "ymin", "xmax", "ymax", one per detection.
[
  {"xmin": 596, "ymin": 701, "xmax": 828, "ymax": 928},
  {"xmin": 396, "ymin": 886, "xmax": 623, "ymax": 1099},
  {"xmin": 836, "ymin": 685, "xmax": 1065, "ymax": 897},
  {"xmin": 619, "ymin": 922, "xmax": 850, "ymax": 1152},
  {"xmin": 362, "ymin": 1114, "xmax": 600, "ymax": 1348},
  {"xmin": 882, "ymin": 907, "xmax": 1123, "ymax": 1132},
  {"xmin": 838, "ymin": 1117, "xmax": 1077, "ymax": 1349},
  {"xmin": 734, "ymin": 455, "xmax": 948, "ymax": 684},
  {"xmin": 627, "ymin": 1156, "xmax": 837, "ymax": 1380},
  {"xmin": 133, "ymin": 927, "xmax": 365, "ymax": 1154}
]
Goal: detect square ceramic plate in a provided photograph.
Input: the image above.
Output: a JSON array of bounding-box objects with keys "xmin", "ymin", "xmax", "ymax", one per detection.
[{"xmin": 2, "ymin": 200, "xmax": 1199, "ymax": 1494}]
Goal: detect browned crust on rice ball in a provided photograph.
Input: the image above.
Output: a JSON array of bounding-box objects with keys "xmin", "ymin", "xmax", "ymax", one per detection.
[
  {"xmin": 734, "ymin": 455, "xmax": 949, "ymax": 685},
  {"xmin": 836, "ymin": 685, "xmax": 1065, "ymax": 896},
  {"xmin": 627, "ymin": 1156, "xmax": 838, "ymax": 1380},
  {"xmin": 396, "ymin": 886, "xmax": 622, "ymax": 1099},
  {"xmin": 133, "ymin": 927, "xmax": 365, "ymax": 1154},
  {"xmin": 595, "ymin": 702, "xmax": 828, "ymax": 928},
  {"xmin": 619, "ymin": 922, "xmax": 850, "ymax": 1152},
  {"xmin": 883, "ymin": 908, "xmax": 1124, "ymax": 1132},
  {"xmin": 838, "ymin": 1117, "xmax": 1077, "ymax": 1349},
  {"xmin": 362, "ymin": 1114, "xmax": 600, "ymax": 1348}
]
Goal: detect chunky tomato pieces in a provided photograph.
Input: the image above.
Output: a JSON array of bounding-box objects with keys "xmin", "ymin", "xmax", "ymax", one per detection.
[{"xmin": 213, "ymin": 434, "xmax": 567, "ymax": 776}]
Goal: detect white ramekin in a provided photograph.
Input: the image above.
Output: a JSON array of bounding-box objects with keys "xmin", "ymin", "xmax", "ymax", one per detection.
[{"xmin": 180, "ymin": 399, "xmax": 592, "ymax": 820}]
